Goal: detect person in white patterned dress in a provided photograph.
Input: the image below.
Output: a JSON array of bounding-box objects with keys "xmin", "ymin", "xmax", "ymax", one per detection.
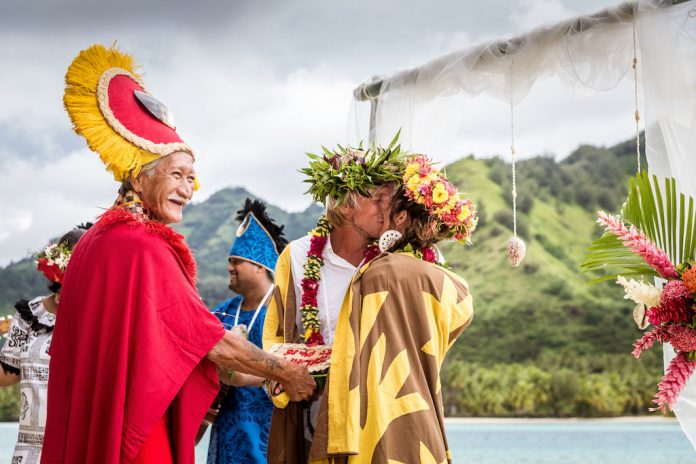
[{"xmin": 0, "ymin": 224, "xmax": 90, "ymax": 464}]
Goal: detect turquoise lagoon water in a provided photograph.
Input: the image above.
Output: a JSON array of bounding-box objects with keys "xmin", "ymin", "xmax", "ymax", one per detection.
[{"xmin": 1, "ymin": 419, "xmax": 693, "ymax": 463}]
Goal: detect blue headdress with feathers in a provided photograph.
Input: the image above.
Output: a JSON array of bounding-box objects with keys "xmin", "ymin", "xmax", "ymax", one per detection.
[{"xmin": 229, "ymin": 198, "xmax": 288, "ymax": 274}]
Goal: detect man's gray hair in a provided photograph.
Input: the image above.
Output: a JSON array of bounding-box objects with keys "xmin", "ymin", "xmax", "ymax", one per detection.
[{"xmin": 120, "ymin": 157, "xmax": 164, "ymax": 191}]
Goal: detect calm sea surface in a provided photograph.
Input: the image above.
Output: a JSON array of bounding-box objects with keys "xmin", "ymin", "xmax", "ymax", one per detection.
[{"xmin": 1, "ymin": 418, "xmax": 693, "ymax": 463}]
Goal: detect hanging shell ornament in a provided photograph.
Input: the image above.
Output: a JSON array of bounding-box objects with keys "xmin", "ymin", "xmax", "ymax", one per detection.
[{"xmin": 506, "ymin": 236, "xmax": 526, "ymax": 267}]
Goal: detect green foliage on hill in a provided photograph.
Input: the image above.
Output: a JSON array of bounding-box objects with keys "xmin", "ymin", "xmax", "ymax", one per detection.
[
  {"xmin": 0, "ymin": 258, "xmax": 47, "ymax": 314},
  {"xmin": 0, "ymin": 385, "xmax": 20, "ymax": 421},
  {"xmin": 0, "ymin": 136, "xmax": 663, "ymax": 417}
]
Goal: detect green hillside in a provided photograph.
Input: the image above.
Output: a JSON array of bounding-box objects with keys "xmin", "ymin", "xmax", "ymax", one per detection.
[
  {"xmin": 173, "ymin": 187, "xmax": 324, "ymax": 305},
  {"xmin": 0, "ymin": 137, "xmax": 665, "ymax": 418}
]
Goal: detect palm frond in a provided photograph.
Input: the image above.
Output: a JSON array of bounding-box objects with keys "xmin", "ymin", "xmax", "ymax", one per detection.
[{"xmin": 582, "ymin": 170, "xmax": 696, "ymax": 283}]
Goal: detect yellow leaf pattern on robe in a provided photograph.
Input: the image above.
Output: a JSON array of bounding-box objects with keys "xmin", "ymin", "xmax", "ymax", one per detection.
[
  {"xmin": 419, "ymin": 442, "xmax": 448, "ymax": 464},
  {"xmin": 355, "ymin": 334, "xmax": 430, "ymax": 462},
  {"xmin": 360, "ymin": 291, "xmax": 389, "ymax": 350},
  {"xmin": 322, "ymin": 254, "xmax": 474, "ymax": 463}
]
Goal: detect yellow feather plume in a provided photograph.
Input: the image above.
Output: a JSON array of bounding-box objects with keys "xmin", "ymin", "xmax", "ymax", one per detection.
[{"xmin": 64, "ymin": 44, "xmax": 160, "ymax": 181}]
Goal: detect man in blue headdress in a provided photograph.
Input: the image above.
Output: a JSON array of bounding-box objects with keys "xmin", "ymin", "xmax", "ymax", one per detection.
[{"xmin": 206, "ymin": 198, "xmax": 289, "ymax": 464}]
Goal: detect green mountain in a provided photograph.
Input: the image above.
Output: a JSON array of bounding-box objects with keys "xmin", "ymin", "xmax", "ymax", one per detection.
[
  {"xmin": 0, "ymin": 137, "xmax": 664, "ymax": 418},
  {"xmin": 173, "ymin": 187, "xmax": 324, "ymax": 305}
]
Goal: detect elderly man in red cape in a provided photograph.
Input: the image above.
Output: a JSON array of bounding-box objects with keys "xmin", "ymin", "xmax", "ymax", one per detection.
[{"xmin": 41, "ymin": 44, "xmax": 315, "ymax": 464}]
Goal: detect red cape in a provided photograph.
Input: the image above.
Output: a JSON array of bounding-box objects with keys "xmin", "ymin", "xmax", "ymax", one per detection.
[{"xmin": 42, "ymin": 209, "xmax": 225, "ymax": 463}]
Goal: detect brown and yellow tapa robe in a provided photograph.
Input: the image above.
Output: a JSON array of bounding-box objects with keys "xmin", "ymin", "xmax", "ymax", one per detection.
[{"xmin": 263, "ymin": 251, "xmax": 473, "ymax": 463}]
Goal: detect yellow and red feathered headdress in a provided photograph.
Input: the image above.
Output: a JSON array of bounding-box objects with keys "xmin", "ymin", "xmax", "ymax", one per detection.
[{"xmin": 64, "ymin": 44, "xmax": 197, "ymax": 185}]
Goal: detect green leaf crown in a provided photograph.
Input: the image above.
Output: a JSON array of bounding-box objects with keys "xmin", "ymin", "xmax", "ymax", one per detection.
[{"xmin": 300, "ymin": 131, "xmax": 404, "ymax": 205}]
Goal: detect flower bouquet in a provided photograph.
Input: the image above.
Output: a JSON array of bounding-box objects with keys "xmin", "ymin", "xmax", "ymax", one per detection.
[{"xmin": 583, "ymin": 171, "xmax": 696, "ymax": 412}]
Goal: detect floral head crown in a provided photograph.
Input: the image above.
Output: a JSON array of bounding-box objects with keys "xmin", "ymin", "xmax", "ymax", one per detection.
[
  {"xmin": 300, "ymin": 131, "xmax": 404, "ymax": 205},
  {"xmin": 403, "ymin": 155, "xmax": 478, "ymax": 243},
  {"xmin": 35, "ymin": 242, "xmax": 74, "ymax": 284}
]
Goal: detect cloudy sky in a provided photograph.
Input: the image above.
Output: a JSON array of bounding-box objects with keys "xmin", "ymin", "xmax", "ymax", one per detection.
[{"xmin": 0, "ymin": 0, "xmax": 636, "ymax": 265}]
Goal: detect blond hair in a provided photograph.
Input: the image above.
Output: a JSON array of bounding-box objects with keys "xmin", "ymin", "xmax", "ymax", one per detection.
[
  {"xmin": 325, "ymin": 183, "xmax": 398, "ymax": 228},
  {"xmin": 325, "ymin": 190, "xmax": 362, "ymax": 228}
]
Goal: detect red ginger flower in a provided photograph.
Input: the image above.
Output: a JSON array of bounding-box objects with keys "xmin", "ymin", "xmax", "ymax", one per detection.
[
  {"xmin": 647, "ymin": 280, "xmax": 694, "ymax": 325},
  {"xmin": 662, "ymin": 280, "xmax": 692, "ymax": 303},
  {"xmin": 653, "ymin": 352, "xmax": 696, "ymax": 412},
  {"xmin": 597, "ymin": 212, "xmax": 678, "ymax": 280},
  {"xmin": 632, "ymin": 326, "xmax": 670, "ymax": 358},
  {"xmin": 647, "ymin": 301, "xmax": 691, "ymax": 325},
  {"xmin": 682, "ymin": 266, "xmax": 696, "ymax": 293},
  {"xmin": 667, "ymin": 325, "xmax": 696, "ymax": 353}
]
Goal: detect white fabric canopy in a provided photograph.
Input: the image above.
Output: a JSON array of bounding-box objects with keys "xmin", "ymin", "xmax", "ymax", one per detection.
[
  {"xmin": 350, "ymin": 1, "xmax": 639, "ymax": 152},
  {"xmin": 349, "ymin": 0, "xmax": 696, "ymax": 449}
]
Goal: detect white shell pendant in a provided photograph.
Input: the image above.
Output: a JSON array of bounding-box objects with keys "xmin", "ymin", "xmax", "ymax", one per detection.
[
  {"xmin": 506, "ymin": 236, "xmax": 526, "ymax": 267},
  {"xmin": 379, "ymin": 230, "xmax": 403, "ymax": 252}
]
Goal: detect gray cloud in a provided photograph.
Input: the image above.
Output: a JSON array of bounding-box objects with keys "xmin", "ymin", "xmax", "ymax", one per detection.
[{"xmin": 0, "ymin": 0, "xmax": 627, "ymax": 265}]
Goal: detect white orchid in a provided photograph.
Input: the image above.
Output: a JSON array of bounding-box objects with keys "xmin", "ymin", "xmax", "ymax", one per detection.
[{"xmin": 616, "ymin": 275, "xmax": 662, "ymax": 330}]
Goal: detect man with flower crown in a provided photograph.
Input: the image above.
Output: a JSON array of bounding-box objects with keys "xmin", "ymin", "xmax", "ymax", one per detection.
[
  {"xmin": 262, "ymin": 135, "xmax": 403, "ymax": 462},
  {"xmin": 41, "ymin": 44, "xmax": 314, "ymax": 464}
]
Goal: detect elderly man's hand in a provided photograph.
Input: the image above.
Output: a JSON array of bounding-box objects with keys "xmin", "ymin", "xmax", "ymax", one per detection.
[{"xmin": 281, "ymin": 363, "xmax": 316, "ymax": 402}]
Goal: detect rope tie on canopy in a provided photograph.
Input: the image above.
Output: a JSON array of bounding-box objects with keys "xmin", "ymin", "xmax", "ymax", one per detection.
[{"xmin": 632, "ymin": 14, "xmax": 641, "ymax": 173}]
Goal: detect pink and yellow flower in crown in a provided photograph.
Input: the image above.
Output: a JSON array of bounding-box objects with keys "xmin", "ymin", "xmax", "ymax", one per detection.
[
  {"xmin": 457, "ymin": 203, "xmax": 472, "ymax": 222},
  {"xmin": 407, "ymin": 173, "xmax": 421, "ymax": 192},
  {"xmin": 404, "ymin": 162, "xmax": 420, "ymax": 178},
  {"xmin": 432, "ymin": 182, "xmax": 449, "ymax": 204}
]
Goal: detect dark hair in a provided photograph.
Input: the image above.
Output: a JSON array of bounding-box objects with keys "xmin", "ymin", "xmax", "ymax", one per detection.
[
  {"xmin": 236, "ymin": 198, "xmax": 289, "ymax": 252},
  {"xmin": 47, "ymin": 222, "xmax": 93, "ymax": 293},
  {"xmin": 390, "ymin": 187, "xmax": 449, "ymax": 250}
]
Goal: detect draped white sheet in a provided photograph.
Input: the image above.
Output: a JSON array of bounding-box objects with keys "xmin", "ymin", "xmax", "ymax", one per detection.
[{"xmin": 349, "ymin": 0, "xmax": 696, "ymax": 449}]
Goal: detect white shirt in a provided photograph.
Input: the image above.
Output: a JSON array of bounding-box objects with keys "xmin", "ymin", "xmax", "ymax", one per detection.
[{"xmin": 289, "ymin": 234, "xmax": 358, "ymax": 346}]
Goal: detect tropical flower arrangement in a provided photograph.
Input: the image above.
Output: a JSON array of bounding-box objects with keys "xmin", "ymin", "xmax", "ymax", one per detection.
[
  {"xmin": 35, "ymin": 242, "xmax": 73, "ymax": 283},
  {"xmin": 596, "ymin": 211, "xmax": 696, "ymax": 411},
  {"xmin": 584, "ymin": 172, "xmax": 696, "ymax": 412},
  {"xmin": 402, "ymin": 155, "xmax": 478, "ymax": 243}
]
